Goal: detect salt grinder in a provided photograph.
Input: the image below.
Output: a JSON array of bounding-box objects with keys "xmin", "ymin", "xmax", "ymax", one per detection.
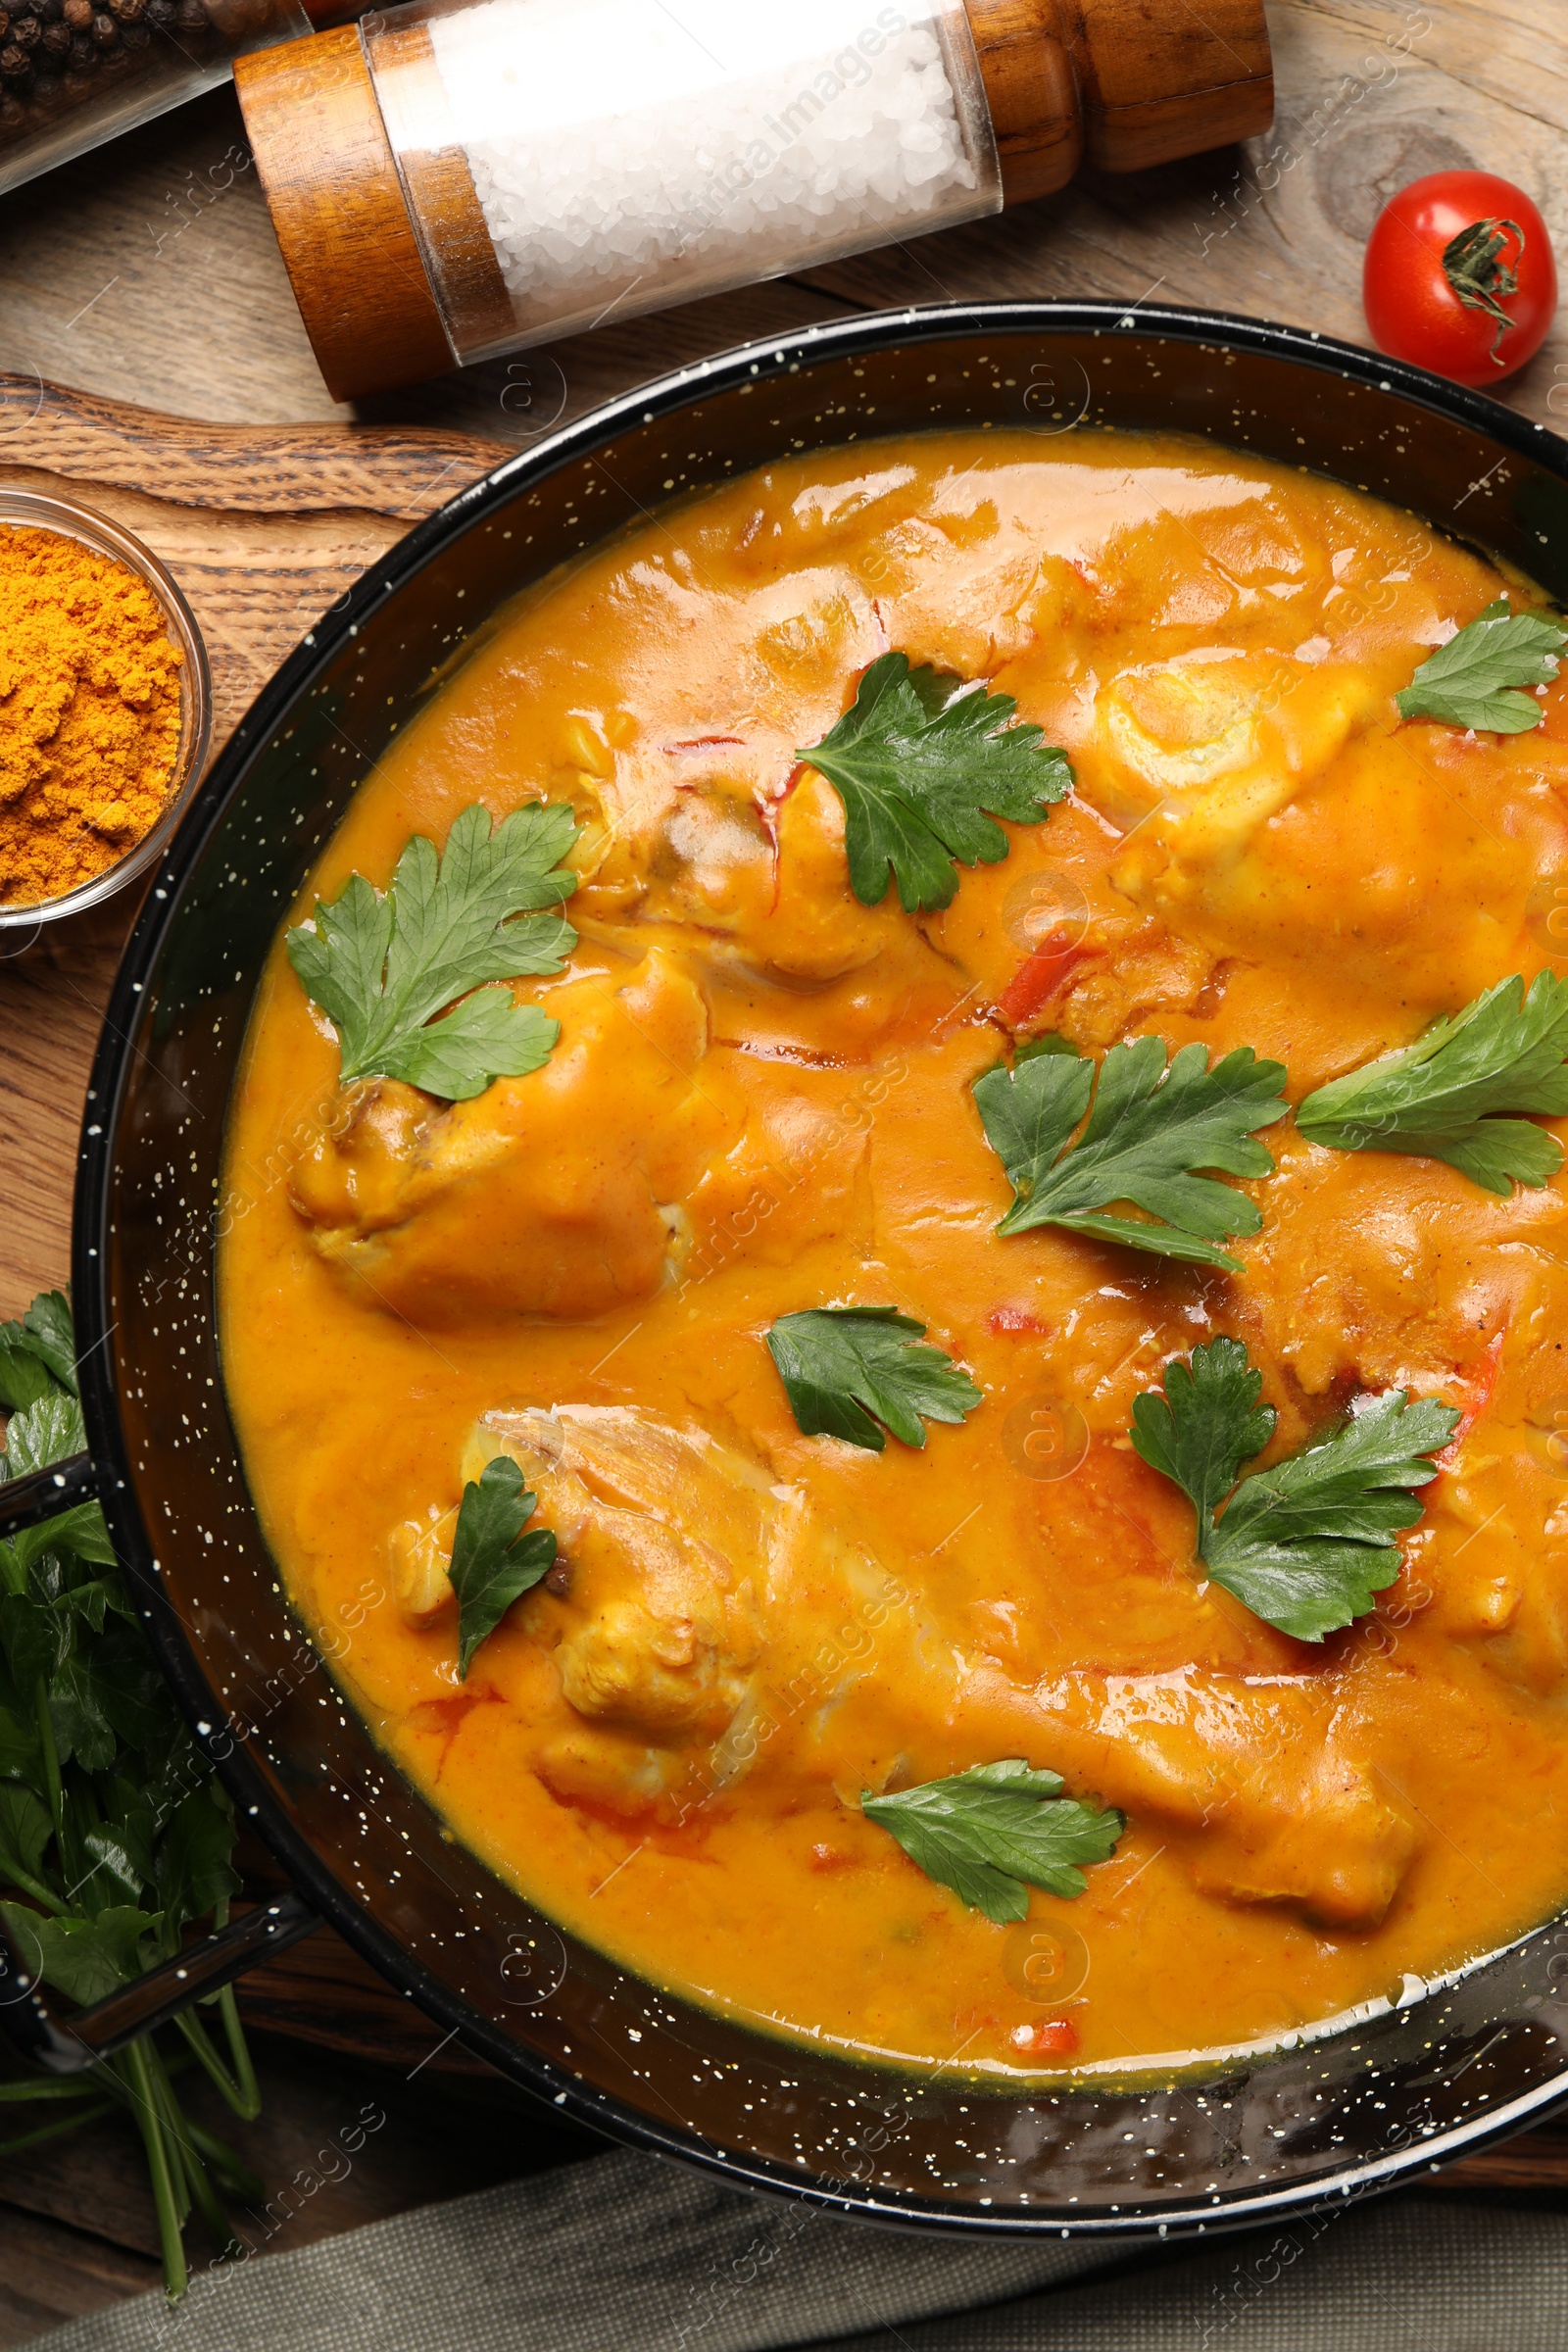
[{"xmin": 236, "ymin": 0, "xmax": 1273, "ymax": 402}]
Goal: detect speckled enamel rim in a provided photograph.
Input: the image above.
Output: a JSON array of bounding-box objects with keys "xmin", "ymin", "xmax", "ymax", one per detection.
[{"xmin": 72, "ymin": 302, "xmax": 1568, "ymax": 2236}]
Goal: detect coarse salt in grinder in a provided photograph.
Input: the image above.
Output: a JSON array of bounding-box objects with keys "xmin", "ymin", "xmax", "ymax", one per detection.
[{"xmin": 236, "ymin": 0, "xmax": 1273, "ymax": 402}]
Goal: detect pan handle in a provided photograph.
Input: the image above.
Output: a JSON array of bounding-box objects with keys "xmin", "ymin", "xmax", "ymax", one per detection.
[
  {"xmin": 0, "ymin": 1447, "xmax": 102, "ymax": 1541},
  {"xmin": 0, "ymin": 1897, "xmax": 321, "ymax": 2073},
  {"xmin": 0, "ymin": 1454, "xmax": 323, "ymax": 2072}
]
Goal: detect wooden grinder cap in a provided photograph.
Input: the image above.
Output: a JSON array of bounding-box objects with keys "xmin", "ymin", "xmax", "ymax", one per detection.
[
  {"xmin": 964, "ymin": 0, "xmax": 1274, "ymax": 204},
  {"xmin": 235, "ymin": 27, "xmax": 452, "ymax": 404}
]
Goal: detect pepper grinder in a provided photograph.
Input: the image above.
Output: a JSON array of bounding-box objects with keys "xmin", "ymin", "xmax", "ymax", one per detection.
[{"xmin": 235, "ymin": 0, "xmax": 1273, "ymax": 403}]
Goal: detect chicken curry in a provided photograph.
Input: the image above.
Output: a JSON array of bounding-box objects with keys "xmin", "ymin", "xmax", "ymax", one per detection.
[{"xmin": 220, "ymin": 428, "xmax": 1568, "ymax": 2079}]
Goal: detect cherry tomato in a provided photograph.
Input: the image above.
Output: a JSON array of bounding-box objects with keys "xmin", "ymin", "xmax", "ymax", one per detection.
[{"xmin": 1363, "ymin": 171, "xmax": 1556, "ymax": 387}]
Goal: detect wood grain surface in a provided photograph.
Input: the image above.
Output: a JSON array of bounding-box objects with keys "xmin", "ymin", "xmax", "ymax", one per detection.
[
  {"xmin": 1, "ymin": 0, "xmax": 1567, "ymax": 2327},
  {"xmin": 0, "ymin": 379, "xmax": 506, "ymax": 1313}
]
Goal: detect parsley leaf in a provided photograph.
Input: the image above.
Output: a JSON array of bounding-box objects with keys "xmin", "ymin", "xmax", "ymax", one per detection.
[
  {"xmin": 862, "ymin": 1759, "xmax": 1125, "ymax": 1925},
  {"xmin": 797, "ymin": 652, "xmax": 1071, "ymax": 913},
  {"xmin": 1131, "ymin": 1336, "xmax": 1460, "ymax": 1640},
  {"xmin": 1296, "ymin": 971, "xmax": 1568, "ymax": 1194},
  {"xmin": 286, "ymin": 801, "xmax": 578, "ymax": 1101},
  {"xmin": 16, "ymin": 1292, "xmax": 77, "ymax": 1395},
  {"xmin": 156, "ymin": 1784, "xmax": 241, "ymax": 1938},
  {"xmin": 972, "ymin": 1036, "xmax": 1289, "ymax": 1272},
  {"xmin": 449, "ymin": 1456, "xmax": 558, "ymax": 1679},
  {"xmin": 0, "ymin": 1333, "xmax": 54, "ymax": 1412},
  {"xmin": 0, "ymin": 1901, "xmax": 161, "ymax": 2006},
  {"xmin": 1396, "ymin": 598, "xmax": 1565, "ymax": 733},
  {"xmin": 764, "ymin": 1307, "xmax": 983, "ymax": 1453},
  {"xmin": 0, "ymin": 1786, "xmax": 51, "ymax": 1897}
]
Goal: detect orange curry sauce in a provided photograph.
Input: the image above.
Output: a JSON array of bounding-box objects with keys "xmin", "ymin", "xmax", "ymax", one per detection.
[{"xmin": 220, "ymin": 429, "xmax": 1568, "ymax": 2080}]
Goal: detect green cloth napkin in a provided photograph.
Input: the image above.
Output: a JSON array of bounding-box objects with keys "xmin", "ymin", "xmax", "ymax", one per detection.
[{"xmin": 33, "ymin": 2146, "xmax": 1567, "ymax": 2352}]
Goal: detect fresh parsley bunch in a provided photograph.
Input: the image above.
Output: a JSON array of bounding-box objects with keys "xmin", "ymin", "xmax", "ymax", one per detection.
[
  {"xmin": 1131, "ymin": 1337, "xmax": 1459, "ymax": 1640},
  {"xmin": 0, "ymin": 1293, "xmax": 263, "ymax": 2298}
]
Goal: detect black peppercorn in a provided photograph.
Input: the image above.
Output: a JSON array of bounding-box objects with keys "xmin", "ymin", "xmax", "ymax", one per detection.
[
  {"xmin": 91, "ymin": 11, "xmax": 116, "ymax": 39},
  {"xmin": 30, "ymin": 64, "xmax": 57, "ymax": 97},
  {"xmin": 142, "ymin": 0, "xmax": 172, "ymax": 20},
  {"xmin": 0, "ymin": 39, "xmax": 30, "ymax": 74},
  {"xmin": 0, "ymin": 11, "xmax": 12, "ymax": 36},
  {"xmin": 108, "ymin": 0, "xmax": 142, "ymax": 18},
  {"xmin": 173, "ymin": 0, "xmax": 203, "ymax": 27},
  {"xmin": 67, "ymin": 26, "xmax": 92, "ymax": 62},
  {"xmin": 34, "ymin": 0, "xmax": 60, "ymax": 19},
  {"xmin": 38, "ymin": 17, "xmax": 67, "ymax": 52},
  {"xmin": 11, "ymin": 11, "xmax": 39, "ymax": 44}
]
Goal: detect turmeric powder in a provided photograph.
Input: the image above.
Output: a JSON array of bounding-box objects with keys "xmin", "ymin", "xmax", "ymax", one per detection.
[{"xmin": 0, "ymin": 523, "xmax": 185, "ymax": 907}]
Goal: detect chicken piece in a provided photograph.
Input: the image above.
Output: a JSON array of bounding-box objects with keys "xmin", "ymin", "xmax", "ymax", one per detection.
[
  {"xmin": 1044, "ymin": 914, "xmax": 1215, "ymax": 1052},
  {"xmin": 471, "ymin": 1406, "xmax": 768, "ymax": 1747},
  {"xmin": 683, "ymin": 1091, "xmax": 874, "ymax": 1286},
  {"xmin": 1242, "ymin": 1141, "xmax": 1560, "ymax": 1399},
  {"xmin": 1084, "ymin": 649, "xmax": 1380, "ymax": 852},
  {"xmin": 1424, "ymin": 1446, "xmax": 1568, "ymax": 1698},
  {"xmin": 1027, "ymin": 1667, "xmax": 1416, "ymax": 1931},
  {"xmin": 388, "ymin": 1503, "xmax": 458, "ymax": 1626},
  {"xmin": 466, "ymin": 1404, "xmax": 916, "ymax": 1821},
  {"xmin": 288, "ymin": 949, "xmax": 723, "ymax": 1324},
  {"xmin": 431, "ymin": 1401, "xmax": 1416, "ymax": 1931}
]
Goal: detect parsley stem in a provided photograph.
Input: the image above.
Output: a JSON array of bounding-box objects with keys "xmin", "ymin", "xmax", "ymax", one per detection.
[
  {"xmin": 4, "ymin": 1864, "xmax": 67, "ymax": 1917},
  {"xmin": 172, "ymin": 2003, "xmax": 262, "ymax": 2122},
  {"xmin": 146, "ymin": 2042, "xmax": 242, "ymax": 2258},
  {"xmin": 0, "ymin": 2072, "xmax": 107, "ymax": 2101},
  {"xmin": 119, "ymin": 2042, "xmax": 188, "ymax": 2299},
  {"xmin": 31, "ymin": 1675, "xmax": 63, "ymax": 1852},
  {"xmin": 182, "ymin": 2113, "xmax": 266, "ymax": 2206},
  {"xmin": 0, "ymin": 2097, "xmax": 117, "ymax": 2155},
  {"xmin": 219, "ymin": 1984, "xmax": 261, "ymax": 2117}
]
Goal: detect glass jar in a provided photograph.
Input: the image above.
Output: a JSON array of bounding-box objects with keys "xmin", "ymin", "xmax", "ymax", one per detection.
[
  {"xmin": 0, "ymin": 0, "xmax": 317, "ymax": 200},
  {"xmin": 371, "ymin": 0, "xmax": 1002, "ymax": 366},
  {"xmin": 237, "ymin": 0, "xmax": 1274, "ymax": 402}
]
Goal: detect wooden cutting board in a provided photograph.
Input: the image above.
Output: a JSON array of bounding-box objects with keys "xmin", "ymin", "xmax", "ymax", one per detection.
[{"xmin": 1, "ymin": 376, "xmax": 1565, "ymax": 2180}]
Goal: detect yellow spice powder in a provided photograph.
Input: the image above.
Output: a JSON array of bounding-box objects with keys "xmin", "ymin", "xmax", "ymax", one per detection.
[{"xmin": 0, "ymin": 523, "xmax": 185, "ymax": 907}]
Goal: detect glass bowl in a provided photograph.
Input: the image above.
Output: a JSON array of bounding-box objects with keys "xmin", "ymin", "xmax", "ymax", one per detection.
[{"xmin": 0, "ymin": 488, "xmax": 213, "ymax": 937}]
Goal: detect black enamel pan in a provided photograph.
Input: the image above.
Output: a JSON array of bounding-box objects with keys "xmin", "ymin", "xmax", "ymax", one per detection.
[{"xmin": 6, "ymin": 302, "xmax": 1568, "ymax": 2235}]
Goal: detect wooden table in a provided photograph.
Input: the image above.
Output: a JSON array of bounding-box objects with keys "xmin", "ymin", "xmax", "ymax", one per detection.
[{"xmin": 3, "ymin": 0, "xmax": 1568, "ymax": 2333}]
